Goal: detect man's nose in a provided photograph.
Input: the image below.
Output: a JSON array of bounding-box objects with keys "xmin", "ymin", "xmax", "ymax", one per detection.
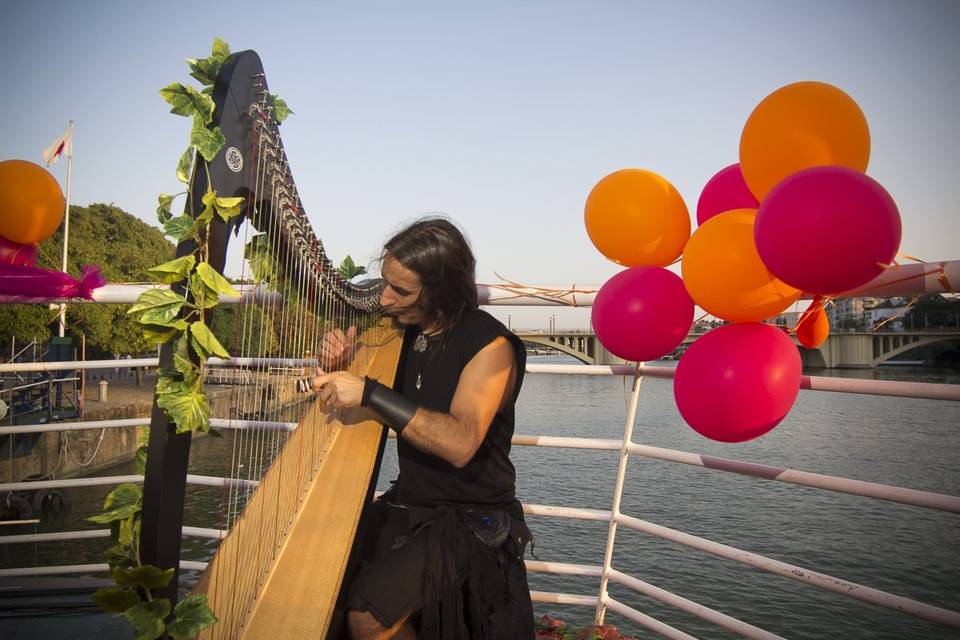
[{"xmin": 380, "ymin": 286, "xmax": 394, "ymax": 307}]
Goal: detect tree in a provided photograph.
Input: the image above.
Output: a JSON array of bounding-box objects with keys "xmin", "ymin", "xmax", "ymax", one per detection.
[
  {"xmin": 0, "ymin": 203, "xmax": 175, "ymax": 357},
  {"xmin": 904, "ymin": 294, "xmax": 960, "ymax": 329}
]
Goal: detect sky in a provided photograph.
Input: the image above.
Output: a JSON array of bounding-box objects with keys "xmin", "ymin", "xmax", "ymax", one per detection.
[{"xmin": 2, "ymin": 0, "xmax": 958, "ymax": 329}]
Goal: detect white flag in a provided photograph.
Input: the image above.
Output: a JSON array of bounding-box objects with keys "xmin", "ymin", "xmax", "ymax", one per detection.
[{"xmin": 42, "ymin": 123, "xmax": 74, "ymax": 167}]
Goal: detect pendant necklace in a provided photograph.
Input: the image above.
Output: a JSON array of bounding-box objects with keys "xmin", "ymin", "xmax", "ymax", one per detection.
[
  {"xmin": 413, "ymin": 332, "xmax": 428, "ymax": 353},
  {"xmin": 413, "ymin": 331, "xmax": 427, "ymax": 390}
]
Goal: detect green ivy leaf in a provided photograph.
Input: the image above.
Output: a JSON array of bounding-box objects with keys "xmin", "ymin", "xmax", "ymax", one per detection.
[
  {"xmin": 139, "ymin": 320, "xmax": 189, "ymax": 346},
  {"xmin": 167, "ymin": 594, "xmax": 219, "ymax": 640},
  {"xmin": 124, "ymin": 598, "xmax": 171, "ymax": 640},
  {"xmin": 157, "ymin": 385, "xmax": 211, "ymax": 433},
  {"xmin": 128, "ymin": 289, "xmax": 187, "ymax": 329},
  {"xmin": 189, "ymin": 321, "xmax": 230, "ymax": 360},
  {"xmin": 195, "ymin": 188, "xmax": 217, "ymax": 226},
  {"xmin": 133, "ymin": 444, "xmax": 148, "ymax": 475},
  {"xmin": 189, "ymin": 273, "xmax": 218, "ymax": 310},
  {"xmin": 210, "ymin": 36, "xmax": 230, "ymax": 62},
  {"xmin": 128, "ymin": 289, "xmax": 186, "ymax": 317},
  {"xmin": 176, "ymin": 147, "xmax": 194, "ymax": 185},
  {"xmin": 87, "ymin": 483, "xmax": 142, "ymax": 524},
  {"xmin": 160, "ymin": 82, "xmax": 214, "ymax": 123},
  {"xmin": 186, "ymin": 37, "xmax": 230, "ymax": 86},
  {"xmin": 92, "ymin": 586, "xmax": 140, "ymax": 613},
  {"xmin": 113, "ymin": 564, "xmax": 175, "ymax": 590},
  {"xmin": 268, "ymin": 93, "xmax": 293, "ymax": 123},
  {"xmin": 156, "ymin": 369, "xmax": 188, "ymax": 396},
  {"xmin": 105, "ymin": 542, "xmax": 138, "ymax": 572},
  {"xmin": 157, "ymin": 193, "xmax": 175, "ymax": 223},
  {"xmin": 338, "ymin": 255, "xmax": 367, "ymax": 280},
  {"xmin": 173, "ymin": 335, "xmax": 199, "ymax": 386},
  {"xmin": 164, "ymin": 214, "xmax": 197, "ymax": 241},
  {"xmin": 147, "ymin": 255, "xmax": 196, "ymax": 285},
  {"xmin": 117, "ymin": 514, "xmax": 141, "ymax": 547},
  {"xmin": 197, "ymin": 262, "xmax": 240, "ymax": 298},
  {"xmin": 190, "ymin": 115, "xmax": 226, "ymax": 162},
  {"xmin": 214, "ymin": 195, "xmax": 244, "ymax": 221},
  {"xmin": 244, "ymin": 233, "xmax": 278, "ymax": 285}
]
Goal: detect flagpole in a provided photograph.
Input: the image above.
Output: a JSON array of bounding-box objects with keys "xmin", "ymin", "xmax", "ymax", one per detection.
[{"xmin": 58, "ymin": 121, "xmax": 74, "ymax": 338}]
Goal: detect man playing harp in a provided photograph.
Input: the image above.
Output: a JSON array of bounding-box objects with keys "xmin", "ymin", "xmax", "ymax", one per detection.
[{"xmin": 313, "ymin": 217, "xmax": 535, "ymax": 639}]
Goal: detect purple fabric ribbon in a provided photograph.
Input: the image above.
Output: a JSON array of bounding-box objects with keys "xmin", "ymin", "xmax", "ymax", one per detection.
[{"xmin": 0, "ymin": 264, "xmax": 106, "ymax": 303}]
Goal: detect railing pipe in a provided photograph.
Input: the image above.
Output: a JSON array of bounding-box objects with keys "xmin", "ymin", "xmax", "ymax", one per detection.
[
  {"xmin": 0, "ymin": 560, "xmax": 206, "ymax": 578},
  {"xmin": 208, "ymin": 418, "xmax": 297, "ymax": 432},
  {"xmin": 615, "ymin": 513, "xmax": 960, "ymax": 630},
  {"xmin": 0, "ymin": 418, "xmax": 146, "ymax": 436},
  {"xmin": 0, "ymin": 474, "xmax": 258, "ymax": 493},
  {"xmin": 2, "ymin": 359, "xmax": 957, "ymax": 402},
  {"xmin": 603, "ymin": 597, "xmax": 698, "ymax": 640},
  {"xmin": 0, "ymin": 527, "xmax": 225, "ymax": 545},
  {"xmin": 529, "ymin": 591, "xmax": 598, "ymax": 607},
  {"xmin": 607, "ymin": 568, "xmax": 786, "ymax": 640},
  {"xmin": 625, "ymin": 442, "xmax": 960, "ymax": 514},
  {"xmin": 595, "ymin": 372, "xmax": 643, "ymax": 625}
]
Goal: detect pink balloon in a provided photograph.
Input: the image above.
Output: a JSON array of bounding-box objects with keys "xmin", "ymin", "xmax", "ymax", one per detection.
[
  {"xmin": 0, "ymin": 235, "xmax": 38, "ymax": 266},
  {"xmin": 674, "ymin": 323, "xmax": 801, "ymax": 442},
  {"xmin": 696, "ymin": 163, "xmax": 759, "ymax": 226},
  {"xmin": 592, "ymin": 266, "xmax": 693, "ymax": 362},
  {"xmin": 754, "ymin": 166, "xmax": 901, "ymax": 294}
]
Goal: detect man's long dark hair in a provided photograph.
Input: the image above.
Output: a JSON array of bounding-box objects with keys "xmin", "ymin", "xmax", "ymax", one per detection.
[{"xmin": 383, "ymin": 217, "xmax": 478, "ymax": 333}]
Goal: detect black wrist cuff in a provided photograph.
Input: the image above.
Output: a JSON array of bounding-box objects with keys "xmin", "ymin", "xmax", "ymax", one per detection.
[{"xmin": 362, "ymin": 377, "xmax": 415, "ymax": 434}]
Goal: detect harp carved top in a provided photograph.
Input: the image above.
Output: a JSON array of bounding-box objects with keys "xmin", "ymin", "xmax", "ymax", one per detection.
[{"xmin": 206, "ymin": 49, "xmax": 382, "ymax": 313}]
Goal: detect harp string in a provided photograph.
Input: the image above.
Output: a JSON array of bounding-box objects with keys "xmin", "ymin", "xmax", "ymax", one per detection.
[{"xmin": 198, "ymin": 81, "xmax": 379, "ymax": 638}]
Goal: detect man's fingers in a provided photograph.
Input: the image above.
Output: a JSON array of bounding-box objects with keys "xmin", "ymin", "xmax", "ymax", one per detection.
[{"xmin": 346, "ymin": 325, "xmax": 357, "ymax": 340}]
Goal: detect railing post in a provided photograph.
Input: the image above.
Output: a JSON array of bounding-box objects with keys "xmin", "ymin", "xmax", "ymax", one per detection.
[{"xmin": 595, "ymin": 365, "xmax": 644, "ymax": 625}]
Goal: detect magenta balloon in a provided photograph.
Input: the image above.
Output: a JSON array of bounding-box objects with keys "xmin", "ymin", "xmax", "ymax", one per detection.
[
  {"xmin": 696, "ymin": 163, "xmax": 759, "ymax": 226},
  {"xmin": 754, "ymin": 166, "xmax": 901, "ymax": 294},
  {"xmin": 674, "ymin": 323, "xmax": 801, "ymax": 443},
  {"xmin": 0, "ymin": 235, "xmax": 38, "ymax": 266},
  {"xmin": 591, "ymin": 266, "xmax": 694, "ymax": 362}
]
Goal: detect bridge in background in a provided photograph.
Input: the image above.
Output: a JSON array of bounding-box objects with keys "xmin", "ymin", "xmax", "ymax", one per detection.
[{"xmin": 515, "ymin": 330, "xmax": 960, "ymax": 368}]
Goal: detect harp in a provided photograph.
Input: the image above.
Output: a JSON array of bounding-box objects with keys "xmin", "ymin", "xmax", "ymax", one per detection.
[{"xmin": 138, "ymin": 50, "xmax": 401, "ymax": 638}]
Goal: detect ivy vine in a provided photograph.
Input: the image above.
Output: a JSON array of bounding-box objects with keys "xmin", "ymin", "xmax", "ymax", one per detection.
[{"xmin": 88, "ymin": 36, "xmax": 267, "ymax": 639}]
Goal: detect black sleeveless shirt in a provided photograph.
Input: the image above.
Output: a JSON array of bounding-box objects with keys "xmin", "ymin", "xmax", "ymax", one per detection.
[{"xmin": 393, "ymin": 309, "xmax": 526, "ymax": 508}]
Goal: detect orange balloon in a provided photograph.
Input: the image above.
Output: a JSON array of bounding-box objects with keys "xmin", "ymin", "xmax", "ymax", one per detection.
[
  {"xmin": 681, "ymin": 209, "xmax": 801, "ymax": 323},
  {"xmin": 0, "ymin": 160, "xmax": 65, "ymax": 244},
  {"xmin": 584, "ymin": 168, "xmax": 690, "ymax": 267},
  {"xmin": 796, "ymin": 303, "xmax": 830, "ymax": 348},
  {"xmin": 739, "ymin": 81, "xmax": 870, "ymax": 200}
]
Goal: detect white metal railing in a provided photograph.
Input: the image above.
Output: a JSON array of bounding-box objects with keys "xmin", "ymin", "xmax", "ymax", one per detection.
[
  {"xmin": 1, "ymin": 364, "xmax": 957, "ymax": 637},
  {"xmin": 76, "ymin": 260, "xmax": 960, "ymax": 306}
]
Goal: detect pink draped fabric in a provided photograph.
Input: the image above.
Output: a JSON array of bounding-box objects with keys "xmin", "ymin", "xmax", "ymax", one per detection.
[{"xmin": 0, "ymin": 264, "xmax": 106, "ymax": 303}]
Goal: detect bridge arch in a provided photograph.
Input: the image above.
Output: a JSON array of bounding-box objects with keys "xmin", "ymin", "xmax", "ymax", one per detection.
[
  {"xmin": 519, "ymin": 335, "xmax": 594, "ymax": 365},
  {"xmin": 874, "ymin": 335, "xmax": 960, "ymax": 365}
]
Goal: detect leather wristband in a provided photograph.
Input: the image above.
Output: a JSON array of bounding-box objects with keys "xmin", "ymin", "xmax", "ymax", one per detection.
[{"xmin": 362, "ymin": 377, "xmax": 416, "ymax": 434}]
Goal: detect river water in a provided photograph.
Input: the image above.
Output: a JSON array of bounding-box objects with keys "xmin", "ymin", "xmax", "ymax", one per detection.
[{"xmin": 3, "ymin": 357, "xmax": 958, "ymax": 639}]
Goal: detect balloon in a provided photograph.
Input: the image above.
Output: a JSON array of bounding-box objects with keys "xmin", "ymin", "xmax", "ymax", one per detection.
[
  {"xmin": 695, "ymin": 163, "xmax": 759, "ymax": 225},
  {"xmin": 592, "ymin": 266, "xmax": 694, "ymax": 362},
  {"xmin": 755, "ymin": 165, "xmax": 901, "ymax": 294},
  {"xmin": 796, "ymin": 303, "xmax": 829, "ymax": 348},
  {"xmin": 0, "ymin": 235, "xmax": 38, "ymax": 266},
  {"xmin": 0, "ymin": 160, "xmax": 65, "ymax": 244},
  {"xmin": 674, "ymin": 323, "xmax": 801, "ymax": 443},
  {"xmin": 584, "ymin": 168, "xmax": 691, "ymax": 267},
  {"xmin": 681, "ymin": 209, "xmax": 801, "ymax": 323},
  {"xmin": 740, "ymin": 81, "xmax": 870, "ymax": 200}
]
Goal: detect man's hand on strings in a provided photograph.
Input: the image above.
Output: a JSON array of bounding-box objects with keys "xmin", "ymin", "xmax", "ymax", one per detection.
[
  {"xmin": 312, "ymin": 370, "xmax": 364, "ymax": 409},
  {"xmin": 318, "ymin": 326, "xmax": 358, "ymax": 371}
]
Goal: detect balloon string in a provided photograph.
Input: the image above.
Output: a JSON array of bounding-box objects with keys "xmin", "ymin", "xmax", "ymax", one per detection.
[{"xmin": 485, "ymin": 273, "xmax": 599, "ymax": 307}]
